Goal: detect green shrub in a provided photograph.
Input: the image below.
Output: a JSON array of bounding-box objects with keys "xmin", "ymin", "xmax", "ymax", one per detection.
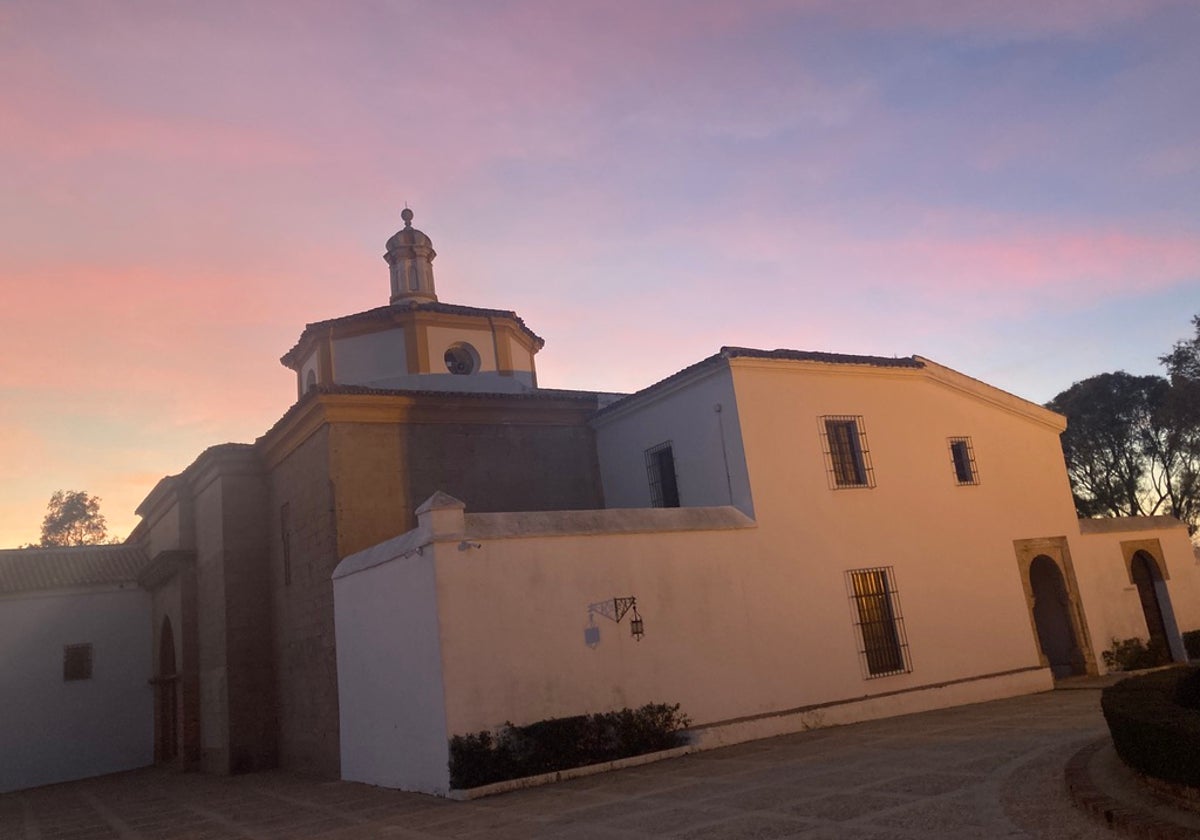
[
  {"xmin": 1101, "ymin": 636, "xmax": 1170, "ymax": 671},
  {"xmin": 1177, "ymin": 668, "xmax": 1200, "ymax": 710},
  {"xmin": 1184, "ymin": 629, "xmax": 1200, "ymax": 661},
  {"xmin": 1101, "ymin": 666, "xmax": 1200, "ymax": 787},
  {"xmin": 448, "ymin": 702, "xmax": 691, "ymax": 789}
]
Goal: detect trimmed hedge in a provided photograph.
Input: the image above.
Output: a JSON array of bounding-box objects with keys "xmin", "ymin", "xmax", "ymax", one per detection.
[
  {"xmin": 1184, "ymin": 629, "xmax": 1200, "ymax": 661},
  {"xmin": 1101, "ymin": 666, "xmax": 1200, "ymax": 787},
  {"xmin": 448, "ymin": 703, "xmax": 691, "ymax": 789}
]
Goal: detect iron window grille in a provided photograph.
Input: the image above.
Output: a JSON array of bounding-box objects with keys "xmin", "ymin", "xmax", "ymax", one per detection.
[
  {"xmin": 63, "ymin": 643, "xmax": 93, "ymax": 681},
  {"xmin": 820, "ymin": 415, "xmax": 875, "ymax": 489},
  {"xmin": 644, "ymin": 441, "xmax": 680, "ymax": 508},
  {"xmin": 949, "ymin": 437, "xmax": 979, "ymax": 485},
  {"xmin": 846, "ymin": 567, "xmax": 911, "ymax": 678}
]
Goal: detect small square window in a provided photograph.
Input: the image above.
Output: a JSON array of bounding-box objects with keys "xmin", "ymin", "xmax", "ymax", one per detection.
[
  {"xmin": 63, "ymin": 643, "xmax": 93, "ymax": 681},
  {"xmin": 644, "ymin": 441, "xmax": 680, "ymax": 508},
  {"xmin": 949, "ymin": 437, "xmax": 979, "ymax": 485},
  {"xmin": 820, "ymin": 416, "xmax": 875, "ymax": 489}
]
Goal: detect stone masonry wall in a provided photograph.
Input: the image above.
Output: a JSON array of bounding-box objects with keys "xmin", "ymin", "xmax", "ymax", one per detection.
[
  {"xmin": 333, "ymin": 420, "xmax": 605, "ymax": 559},
  {"xmin": 267, "ymin": 427, "xmax": 341, "ymax": 778},
  {"xmin": 264, "ymin": 404, "xmax": 604, "ymax": 778},
  {"xmin": 192, "ymin": 480, "xmax": 230, "ymax": 774},
  {"xmin": 218, "ymin": 469, "xmax": 276, "ymax": 773}
]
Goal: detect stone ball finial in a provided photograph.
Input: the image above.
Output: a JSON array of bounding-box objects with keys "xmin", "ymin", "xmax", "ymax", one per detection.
[{"xmin": 401, "ymin": 207, "xmax": 414, "ymax": 228}]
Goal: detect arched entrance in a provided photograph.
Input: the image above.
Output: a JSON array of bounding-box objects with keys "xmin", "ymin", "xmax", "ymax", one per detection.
[
  {"xmin": 1029, "ymin": 555, "xmax": 1086, "ymax": 678},
  {"xmin": 1130, "ymin": 551, "xmax": 1172, "ymax": 664},
  {"xmin": 155, "ymin": 617, "xmax": 179, "ymax": 764}
]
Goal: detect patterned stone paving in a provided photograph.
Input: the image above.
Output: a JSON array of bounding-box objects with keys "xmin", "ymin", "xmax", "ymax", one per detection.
[{"xmin": 0, "ymin": 688, "xmax": 1181, "ymax": 839}]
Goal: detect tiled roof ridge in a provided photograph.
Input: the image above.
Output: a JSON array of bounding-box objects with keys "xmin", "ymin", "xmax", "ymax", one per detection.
[
  {"xmin": 0, "ymin": 542, "xmax": 150, "ymax": 595},
  {"xmin": 0, "ymin": 541, "xmax": 133, "ymax": 554},
  {"xmin": 720, "ymin": 346, "xmax": 923, "ymax": 368}
]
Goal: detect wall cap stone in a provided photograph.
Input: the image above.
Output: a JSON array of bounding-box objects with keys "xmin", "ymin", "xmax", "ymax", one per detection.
[{"xmin": 1078, "ymin": 515, "xmax": 1187, "ymax": 535}]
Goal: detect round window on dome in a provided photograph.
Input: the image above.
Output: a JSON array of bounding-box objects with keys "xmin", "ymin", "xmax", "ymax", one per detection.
[{"xmin": 444, "ymin": 343, "xmax": 480, "ymax": 375}]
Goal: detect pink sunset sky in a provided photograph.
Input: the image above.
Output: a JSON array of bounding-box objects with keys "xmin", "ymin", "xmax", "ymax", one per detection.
[{"xmin": 2, "ymin": 0, "xmax": 1198, "ymax": 547}]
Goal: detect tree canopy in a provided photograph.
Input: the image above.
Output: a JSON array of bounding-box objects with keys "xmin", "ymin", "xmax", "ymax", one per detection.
[
  {"xmin": 1048, "ymin": 316, "xmax": 1200, "ymax": 535},
  {"xmin": 39, "ymin": 490, "xmax": 111, "ymax": 547}
]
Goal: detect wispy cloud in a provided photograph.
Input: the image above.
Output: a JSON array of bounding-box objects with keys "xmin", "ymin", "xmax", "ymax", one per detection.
[{"xmin": 0, "ymin": 1, "xmax": 1197, "ymax": 547}]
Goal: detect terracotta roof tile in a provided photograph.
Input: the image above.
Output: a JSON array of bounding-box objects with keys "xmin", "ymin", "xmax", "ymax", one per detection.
[
  {"xmin": 594, "ymin": 346, "xmax": 923, "ymax": 418},
  {"xmin": 0, "ymin": 544, "xmax": 150, "ymax": 595},
  {"xmin": 720, "ymin": 346, "xmax": 924, "ymax": 368}
]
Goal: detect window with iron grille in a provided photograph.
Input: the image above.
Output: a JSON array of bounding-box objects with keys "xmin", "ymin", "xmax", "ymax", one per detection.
[
  {"xmin": 948, "ymin": 437, "xmax": 979, "ymax": 485},
  {"xmin": 63, "ymin": 643, "xmax": 93, "ymax": 681},
  {"xmin": 820, "ymin": 416, "xmax": 875, "ymax": 488},
  {"xmin": 644, "ymin": 441, "xmax": 680, "ymax": 508},
  {"xmin": 846, "ymin": 567, "xmax": 911, "ymax": 678}
]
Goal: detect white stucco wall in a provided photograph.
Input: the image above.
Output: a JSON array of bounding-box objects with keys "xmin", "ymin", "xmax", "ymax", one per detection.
[
  {"xmin": 326, "ymin": 324, "xmax": 535, "ymax": 393},
  {"xmin": 333, "ymin": 354, "xmax": 1200, "ymax": 794},
  {"xmin": 332, "ymin": 329, "xmax": 408, "ymax": 387},
  {"xmin": 431, "ymin": 507, "xmax": 1050, "ymax": 748},
  {"xmin": 333, "ymin": 531, "xmax": 451, "ymax": 794},
  {"xmin": 299, "ymin": 350, "xmax": 320, "ymax": 393},
  {"xmin": 428, "ymin": 357, "xmax": 1104, "ymax": 744},
  {"xmin": 0, "ymin": 585, "xmax": 153, "ymax": 793},
  {"xmin": 593, "ymin": 364, "xmax": 753, "ymax": 515},
  {"xmin": 1072, "ymin": 521, "xmax": 1200, "ymax": 666}
]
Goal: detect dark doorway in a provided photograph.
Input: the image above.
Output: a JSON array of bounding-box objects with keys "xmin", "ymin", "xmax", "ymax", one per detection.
[
  {"xmin": 1130, "ymin": 551, "xmax": 1172, "ymax": 664},
  {"xmin": 156, "ymin": 617, "xmax": 179, "ymax": 764},
  {"xmin": 1029, "ymin": 555, "xmax": 1086, "ymax": 678}
]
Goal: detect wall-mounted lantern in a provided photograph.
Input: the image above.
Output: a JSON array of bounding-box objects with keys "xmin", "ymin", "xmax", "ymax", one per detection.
[
  {"xmin": 588, "ymin": 596, "xmax": 645, "ymax": 642},
  {"xmin": 629, "ymin": 603, "xmax": 644, "ymax": 641}
]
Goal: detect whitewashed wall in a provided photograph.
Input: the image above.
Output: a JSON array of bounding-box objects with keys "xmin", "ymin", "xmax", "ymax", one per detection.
[
  {"xmin": 332, "ymin": 329, "xmax": 408, "ymax": 387},
  {"xmin": 1073, "ymin": 521, "xmax": 1200, "ymax": 665},
  {"xmin": 0, "ymin": 585, "xmax": 153, "ymax": 793},
  {"xmin": 299, "ymin": 350, "xmax": 320, "ymax": 394},
  {"xmin": 432, "ymin": 510, "xmax": 1049, "ymax": 747},
  {"xmin": 593, "ymin": 364, "xmax": 754, "ymax": 515},
  {"xmin": 333, "ymin": 531, "xmax": 451, "ymax": 794},
  {"xmin": 328, "ymin": 325, "xmax": 536, "ymax": 393},
  {"xmin": 331, "ymin": 355, "xmax": 1200, "ymax": 795}
]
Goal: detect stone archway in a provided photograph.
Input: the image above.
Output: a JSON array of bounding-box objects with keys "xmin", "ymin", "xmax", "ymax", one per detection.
[
  {"xmin": 1029, "ymin": 554, "xmax": 1087, "ymax": 678},
  {"xmin": 1130, "ymin": 551, "xmax": 1172, "ymax": 663},
  {"xmin": 1014, "ymin": 537, "xmax": 1097, "ymax": 677},
  {"xmin": 155, "ymin": 617, "xmax": 179, "ymax": 764}
]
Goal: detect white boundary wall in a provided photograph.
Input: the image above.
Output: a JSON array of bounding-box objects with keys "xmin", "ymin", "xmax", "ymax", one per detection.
[{"xmin": 0, "ymin": 584, "xmax": 152, "ymax": 793}]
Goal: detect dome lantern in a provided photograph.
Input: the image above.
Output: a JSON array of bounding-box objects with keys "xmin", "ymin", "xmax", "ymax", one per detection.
[{"xmin": 384, "ymin": 207, "xmax": 437, "ymax": 304}]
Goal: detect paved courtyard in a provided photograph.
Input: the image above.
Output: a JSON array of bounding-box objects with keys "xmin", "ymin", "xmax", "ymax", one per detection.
[{"xmin": 0, "ymin": 687, "xmax": 1180, "ymax": 839}]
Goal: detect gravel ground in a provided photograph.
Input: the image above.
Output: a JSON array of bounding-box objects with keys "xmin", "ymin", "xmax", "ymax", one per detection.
[{"xmin": 1, "ymin": 686, "xmax": 1174, "ymax": 839}]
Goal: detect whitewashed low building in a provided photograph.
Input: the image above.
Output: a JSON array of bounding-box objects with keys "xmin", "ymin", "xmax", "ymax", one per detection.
[
  {"xmin": 334, "ymin": 347, "xmax": 1200, "ymax": 795},
  {"xmin": 0, "ymin": 545, "xmax": 154, "ymax": 793}
]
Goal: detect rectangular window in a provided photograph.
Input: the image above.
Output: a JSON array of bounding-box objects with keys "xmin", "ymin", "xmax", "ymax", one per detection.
[
  {"xmin": 846, "ymin": 567, "xmax": 911, "ymax": 678},
  {"xmin": 820, "ymin": 416, "xmax": 874, "ymax": 488},
  {"xmin": 63, "ymin": 643, "xmax": 93, "ymax": 681},
  {"xmin": 280, "ymin": 503, "xmax": 292, "ymax": 586},
  {"xmin": 644, "ymin": 441, "xmax": 680, "ymax": 508},
  {"xmin": 949, "ymin": 437, "xmax": 978, "ymax": 485}
]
